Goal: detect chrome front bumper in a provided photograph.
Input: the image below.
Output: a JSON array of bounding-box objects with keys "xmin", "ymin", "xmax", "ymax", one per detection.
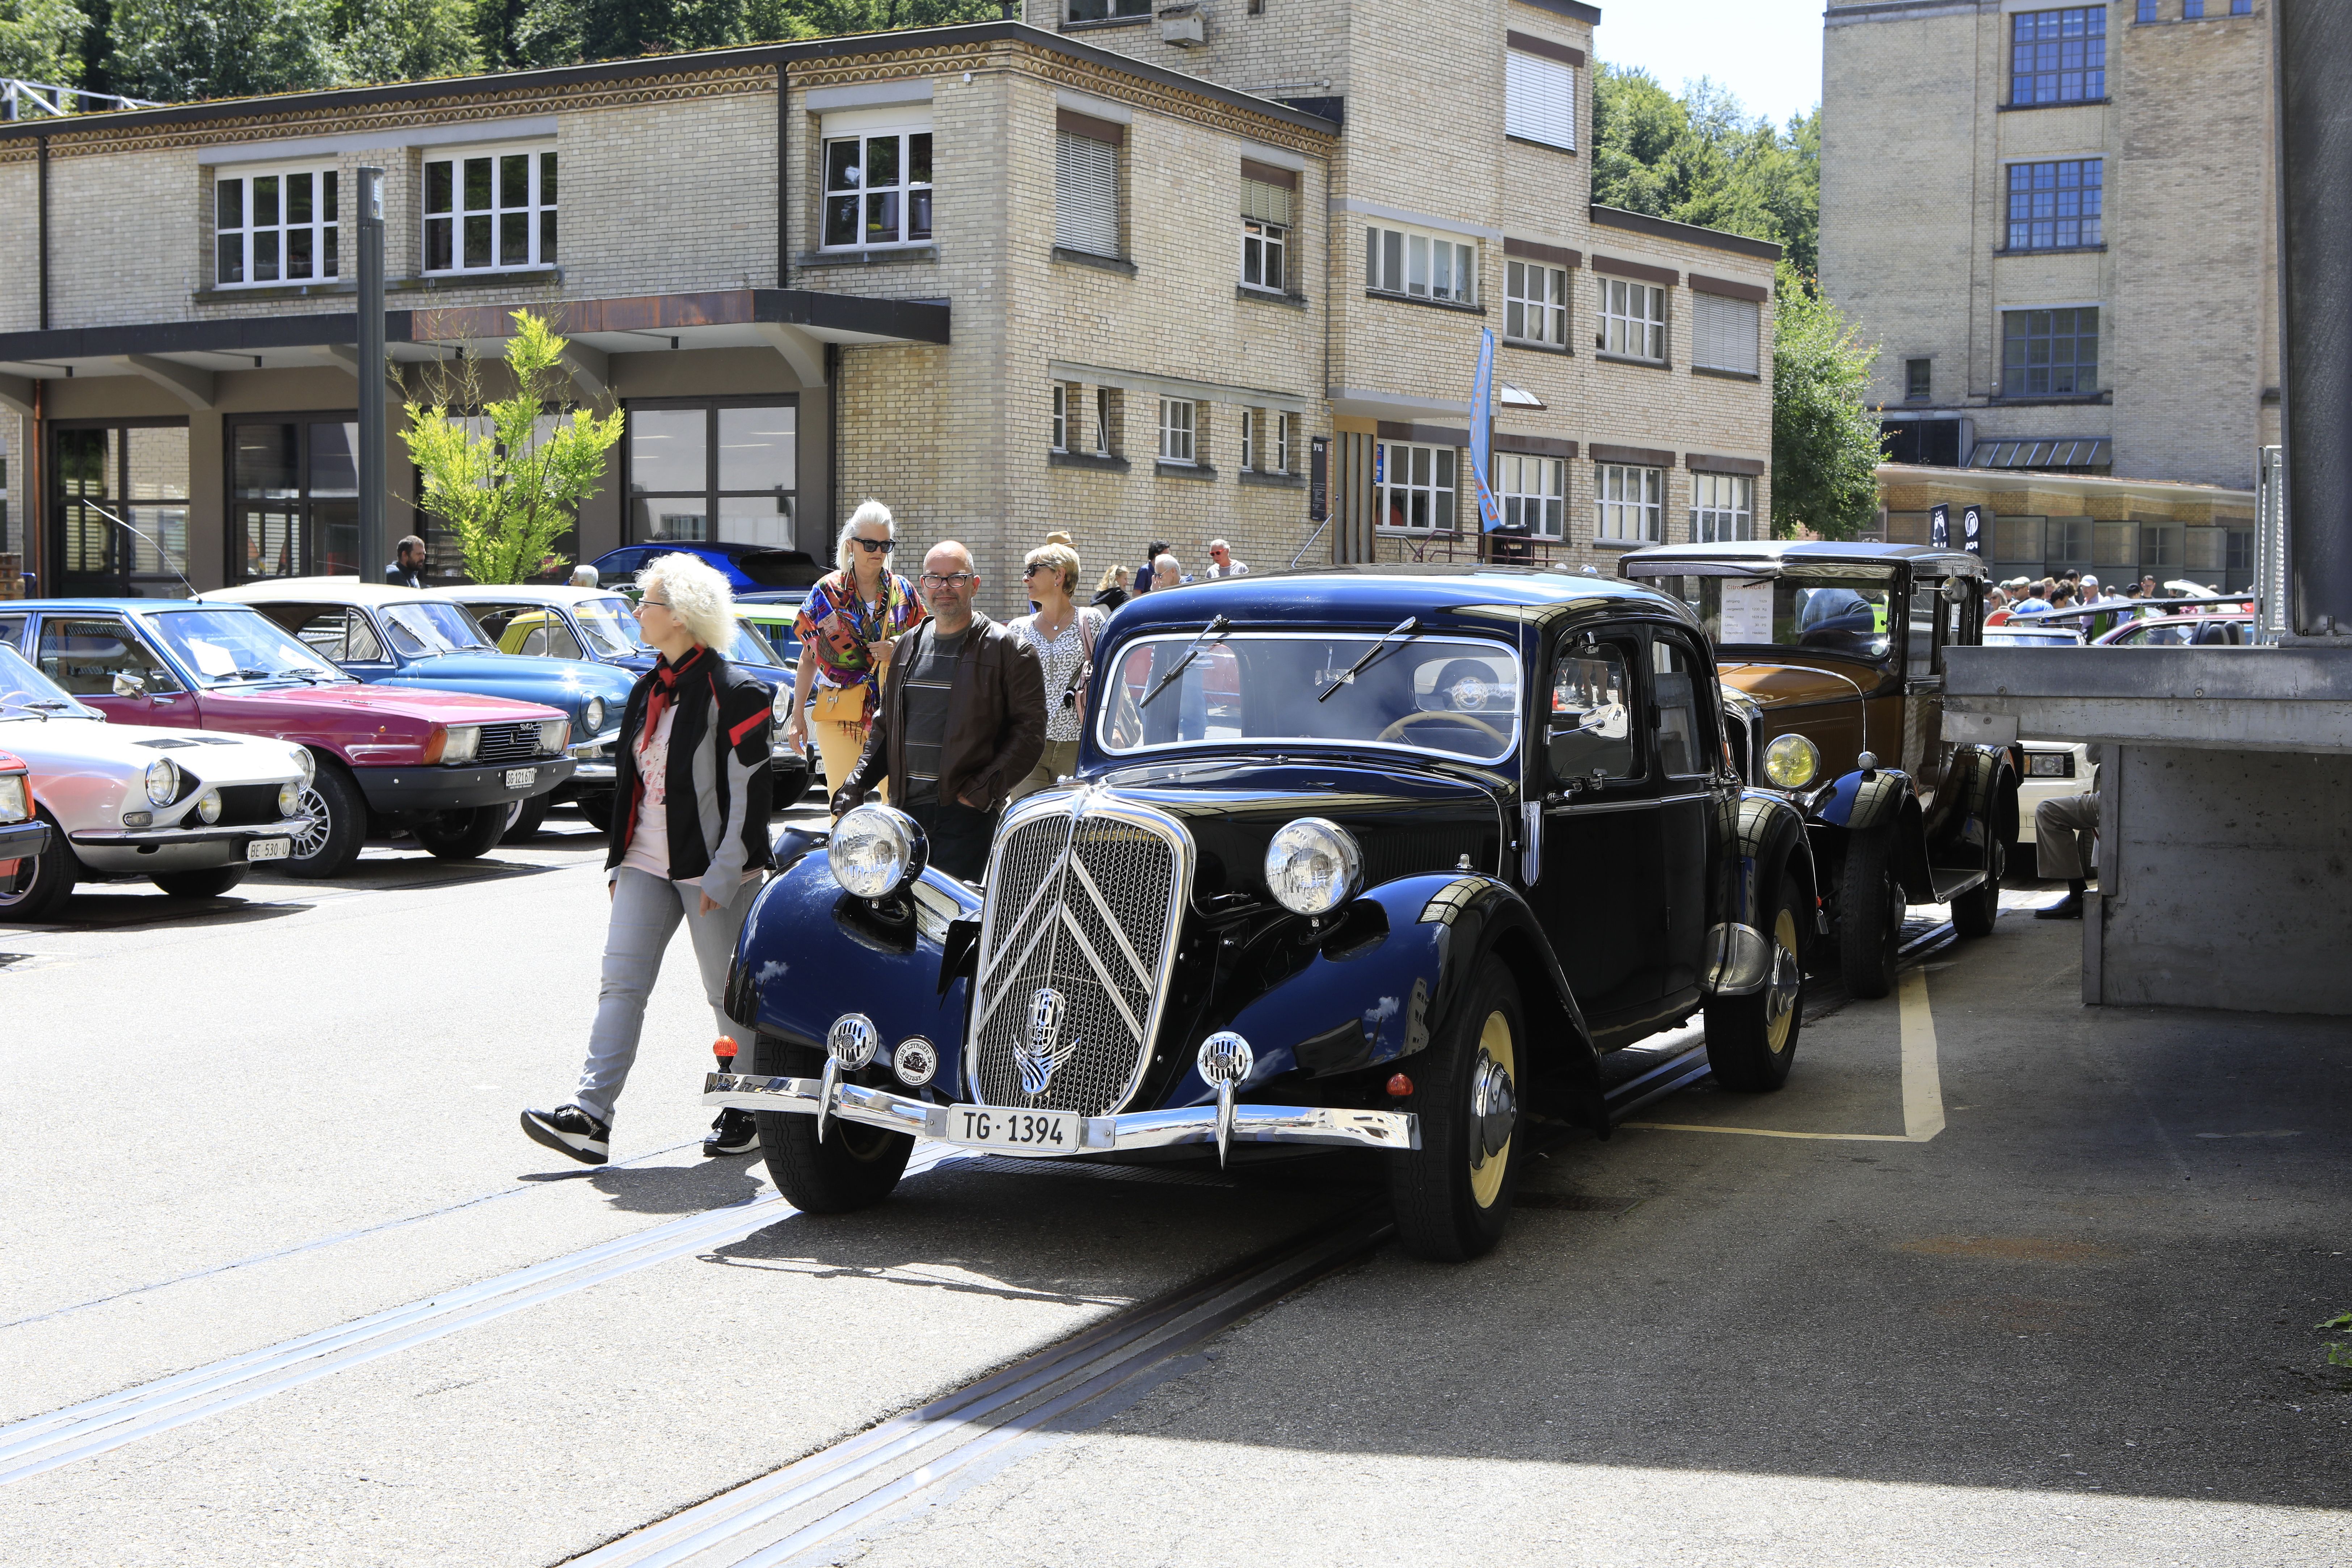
[
  {"xmin": 69, "ymin": 813, "xmax": 312, "ymax": 847},
  {"xmin": 702, "ymin": 1072, "xmax": 1421, "ymax": 1157}
]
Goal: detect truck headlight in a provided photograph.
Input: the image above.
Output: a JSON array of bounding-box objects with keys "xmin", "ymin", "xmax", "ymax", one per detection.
[
  {"xmin": 1762, "ymin": 734, "xmax": 1821, "ymax": 790},
  {"xmin": 1265, "ymin": 817, "xmax": 1363, "ymax": 916},
  {"xmin": 584, "ymin": 697, "xmax": 607, "ymax": 735},
  {"xmin": 829, "ymin": 804, "xmax": 927, "ymax": 900},
  {"xmin": 538, "ymin": 718, "xmax": 570, "ymax": 755},
  {"xmin": 195, "ymin": 788, "xmax": 223, "ymax": 824},
  {"xmin": 439, "ymin": 725, "xmax": 480, "ymax": 766},
  {"xmin": 278, "ymin": 781, "xmax": 302, "ymax": 816},
  {"xmin": 144, "ymin": 758, "xmax": 180, "ymax": 806},
  {"xmin": 0, "ymin": 774, "xmax": 27, "ymax": 823}
]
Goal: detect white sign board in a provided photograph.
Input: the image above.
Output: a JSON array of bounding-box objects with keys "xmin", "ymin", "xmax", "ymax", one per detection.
[{"xmin": 1719, "ymin": 581, "xmax": 1776, "ymax": 644}]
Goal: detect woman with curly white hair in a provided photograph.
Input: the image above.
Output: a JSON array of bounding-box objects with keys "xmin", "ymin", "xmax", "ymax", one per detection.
[{"xmin": 523, "ymin": 552, "xmax": 777, "ymax": 1166}]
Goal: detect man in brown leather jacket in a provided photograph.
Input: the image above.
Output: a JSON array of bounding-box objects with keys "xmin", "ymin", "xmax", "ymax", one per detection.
[{"xmin": 833, "ymin": 539, "xmax": 1045, "ymax": 880}]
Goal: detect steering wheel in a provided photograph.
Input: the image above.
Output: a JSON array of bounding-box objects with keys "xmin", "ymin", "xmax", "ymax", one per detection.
[{"xmin": 1377, "ymin": 709, "xmax": 1511, "ymax": 747}]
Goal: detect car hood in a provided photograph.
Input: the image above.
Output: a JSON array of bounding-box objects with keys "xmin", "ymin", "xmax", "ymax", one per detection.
[
  {"xmin": 0, "ymin": 715, "xmax": 304, "ymax": 785},
  {"xmin": 203, "ymin": 681, "xmax": 566, "ymax": 729},
  {"xmin": 378, "ymin": 653, "xmax": 635, "ymax": 709},
  {"xmin": 1073, "ymin": 758, "xmax": 1511, "ymax": 900},
  {"xmin": 1718, "ymin": 660, "xmax": 1877, "ymax": 709}
]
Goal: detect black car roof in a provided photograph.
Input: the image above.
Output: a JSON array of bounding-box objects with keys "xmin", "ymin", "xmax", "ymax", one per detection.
[{"xmin": 1107, "ymin": 564, "xmax": 1693, "ymax": 641}]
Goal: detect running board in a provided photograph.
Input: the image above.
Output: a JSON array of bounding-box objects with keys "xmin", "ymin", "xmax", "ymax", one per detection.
[{"xmin": 1929, "ymin": 867, "xmax": 1988, "ymax": 902}]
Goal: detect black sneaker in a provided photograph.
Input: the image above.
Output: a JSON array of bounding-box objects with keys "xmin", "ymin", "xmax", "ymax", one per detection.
[
  {"xmin": 703, "ymin": 1108, "xmax": 759, "ymax": 1157},
  {"xmin": 521, "ymin": 1104, "xmax": 610, "ymax": 1165}
]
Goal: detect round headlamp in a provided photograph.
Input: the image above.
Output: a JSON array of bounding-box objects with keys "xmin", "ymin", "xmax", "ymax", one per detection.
[
  {"xmin": 291, "ymin": 746, "xmax": 316, "ymax": 784},
  {"xmin": 770, "ymin": 684, "xmax": 791, "ymax": 724},
  {"xmin": 1264, "ymin": 817, "xmax": 1364, "ymax": 917},
  {"xmin": 195, "ymin": 789, "xmax": 223, "ymax": 825},
  {"xmin": 828, "ymin": 804, "xmax": 928, "ymax": 900},
  {"xmin": 1762, "ymin": 734, "xmax": 1821, "ymax": 790},
  {"xmin": 277, "ymin": 781, "xmax": 303, "ymax": 817},
  {"xmin": 584, "ymin": 696, "xmax": 608, "ymax": 735},
  {"xmin": 143, "ymin": 758, "xmax": 179, "ymax": 807}
]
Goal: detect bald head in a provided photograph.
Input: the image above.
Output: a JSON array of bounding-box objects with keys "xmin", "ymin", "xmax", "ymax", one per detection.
[{"xmin": 922, "ymin": 539, "xmax": 981, "ymax": 631}]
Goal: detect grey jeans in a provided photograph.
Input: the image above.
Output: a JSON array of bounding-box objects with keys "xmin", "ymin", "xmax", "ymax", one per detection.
[
  {"xmin": 574, "ymin": 867, "xmax": 752, "ymax": 1124},
  {"xmin": 2035, "ymin": 790, "xmax": 2101, "ymax": 881}
]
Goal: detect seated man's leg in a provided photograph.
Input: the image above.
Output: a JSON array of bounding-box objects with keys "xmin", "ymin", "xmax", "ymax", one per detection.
[{"xmin": 2035, "ymin": 791, "xmax": 2099, "ymax": 881}]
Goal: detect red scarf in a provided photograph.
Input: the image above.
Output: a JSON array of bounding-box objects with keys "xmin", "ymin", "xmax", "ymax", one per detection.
[{"xmin": 639, "ymin": 645, "xmax": 709, "ymax": 758}]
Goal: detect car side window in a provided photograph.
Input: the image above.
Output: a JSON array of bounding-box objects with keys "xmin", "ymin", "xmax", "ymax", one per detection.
[
  {"xmin": 1908, "ymin": 582, "xmax": 1947, "ymax": 678},
  {"xmin": 469, "ymin": 602, "xmax": 530, "ymax": 643},
  {"xmin": 282, "ymin": 606, "xmax": 379, "ymax": 663},
  {"xmin": 345, "ymin": 612, "xmax": 386, "ymax": 662},
  {"xmin": 37, "ymin": 616, "xmax": 181, "ymax": 695},
  {"xmin": 1648, "ymin": 634, "xmax": 1709, "ymax": 779},
  {"xmin": 530, "ymin": 620, "xmax": 583, "ymax": 661},
  {"xmin": 0, "ymin": 616, "xmax": 25, "ymax": 652},
  {"xmin": 1548, "ymin": 639, "xmax": 1636, "ymax": 784}
]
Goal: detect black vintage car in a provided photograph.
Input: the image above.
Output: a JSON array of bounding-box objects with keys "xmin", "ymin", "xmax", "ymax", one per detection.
[{"xmin": 707, "ymin": 567, "xmax": 1816, "ymax": 1261}]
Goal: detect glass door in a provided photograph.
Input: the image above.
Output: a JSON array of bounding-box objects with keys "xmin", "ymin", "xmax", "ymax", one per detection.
[
  {"xmin": 49, "ymin": 421, "xmax": 191, "ymax": 597},
  {"xmin": 229, "ymin": 417, "xmax": 361, "ymax": 583}
]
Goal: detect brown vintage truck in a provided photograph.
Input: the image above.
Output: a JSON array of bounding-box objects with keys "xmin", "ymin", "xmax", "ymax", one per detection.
[{"xmin": 1619, "ymin": 541, "xmax": 2020, "ymax": 997}]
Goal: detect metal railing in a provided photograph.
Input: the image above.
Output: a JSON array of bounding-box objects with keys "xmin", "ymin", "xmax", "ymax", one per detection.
[
  {"xmin": 2255, "ymin": 444, "xmax": 2289, "ymax": 645},
  {"xmin": 0, "ymin": 78, "xmax": 162, "ymax": 120}
]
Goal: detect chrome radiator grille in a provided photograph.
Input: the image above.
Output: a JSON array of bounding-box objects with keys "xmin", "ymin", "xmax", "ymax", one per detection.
[
  {"xmin": 474, "ymin": 722, "xmax": 545, "ymax": 765},
  {"xmin": 965, "ymin": 796, "xmax": 1191, "ymax": 1117}
]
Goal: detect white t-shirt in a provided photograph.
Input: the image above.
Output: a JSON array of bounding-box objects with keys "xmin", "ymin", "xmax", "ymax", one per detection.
[{"xmin": 620, "ymin": 705, "xmax": 676, "ymax": 879}]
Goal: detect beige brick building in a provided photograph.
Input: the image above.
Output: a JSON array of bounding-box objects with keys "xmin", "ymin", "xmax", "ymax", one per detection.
[
  {"xmin": 1821, "ymin": 0, "xmax": 2273, "ymax": 589},
  {"xmin": 1, "ymin": 4, "xmax": 1775, "ymax": 615}
]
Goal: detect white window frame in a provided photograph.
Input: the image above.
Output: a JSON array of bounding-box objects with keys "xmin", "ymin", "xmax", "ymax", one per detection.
[
  {"xmin": 1159, "ymin": 397, "xmax": 1196, "ymax": 464},
  {"xmin": 1240, "ymin": 409, "xmax": 1256, "ymax": 470},
  {"xmin": 1094, "ymin": 387, "xmax": 1114, "ymax": 455},
  {"xmin": 1690, "ymin": 472, "xmax": 1755, "ymax": 543},
  {"xmin": 1051, "ymin": 385, "xmax": 1068, "ymax": 452},
  {"xmin": 1242, "ymin": 218, "xmax": 1289, "ymax": 294},
  {"xmin": 1376, "ymin": 441, "xmax": 1458, "ymax": 534},
  {"xmin": 1504, "ymin": 49, "xmax": 1577, "ymax": 152},
  {"xmin": 1595, "ymin": 464, "xmax": 1664, "ymax": 544},
  {"xmin": 422, "ymin": 142, "xmax": 557, "ymax": 276},
  {"xmin": 821, "ymin": 118, "xmax": 934, "ymax": 252},
  {"xmin": 213, "ymin": 164, "xmax": 340, "ymax": 288},
  {"xmin": 1493, "ymin": 453, "xmax": 1566, "ymax": 539},
  {"xmin": 1598, "ymin": 277, "xmax": 1667, "ymax": 362},
  {"xmin": 1691, "ymin": 292, "xmax": 1761, "ymax": 375},
  {"xmin": 1274, "ymin": 413, "xmax": 1291, "ymax": 473},
  {"xmin": 1365, "ymin": 223, "xmax": 1479, "ymax": 306},
  {"xmin": 1504, "ymin": 260, "xmax": 1569, "ymax": 347}
]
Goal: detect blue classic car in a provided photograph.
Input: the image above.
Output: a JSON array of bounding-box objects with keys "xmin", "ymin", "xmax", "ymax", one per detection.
[
  {"xmin": 586, "ymin": 543, "xmax": 825, "ymax": 597},
  {"xmin": 705, "ymin": 566, "xmax": 1820, "ymax": 1263},
  {"xmin": 201, "ymin": 579, "xmax": 634, "ymax": 829}
]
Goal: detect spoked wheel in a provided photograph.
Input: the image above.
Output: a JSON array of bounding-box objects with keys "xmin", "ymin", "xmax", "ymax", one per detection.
[
  {"xmin": 0, "ymin": 813, "xmax": 76, "ymax": 921},
  {"xmin": 1387, "ymin": 956, "xmax": 1525, "ymax": 1263},
  {"xmin": 1703, "ymin": 875, "xmax": 1807, "ymax": 1091},
  {"xmin": 282, "ymin": 763, "xmax": 365, "ymax": 880},
  {"xmin": 1952, "ymin": 832, "xmax": 2004, "ymax": 939},
  {"xmin": 1838, "ymin": 828, "xmax": 1903, "ymax": 1000},
  {"xmin": 413, "ymin": 805, "xmax": 509, "ymax": 861},
  {"xmin": 757, "ymin": 1038, "xmax": 912, "ymax": 1213}
]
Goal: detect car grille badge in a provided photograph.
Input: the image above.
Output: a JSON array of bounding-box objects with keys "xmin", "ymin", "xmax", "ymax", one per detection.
[{"xmin": 1016, "ymin": 986, "xmax": 1080, "ymax": 1097}]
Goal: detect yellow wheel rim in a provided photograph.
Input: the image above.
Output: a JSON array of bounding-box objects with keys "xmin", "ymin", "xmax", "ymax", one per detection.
[
  {"xmin": 1765, "ymin": 907, "xmax": 1801, "ymax": 1055},
  {"xmin": 1468, "ymin": 1009, "xmax": 1516, "ymax": 1210}
]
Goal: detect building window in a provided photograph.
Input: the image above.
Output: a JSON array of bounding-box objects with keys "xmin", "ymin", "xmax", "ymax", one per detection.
[
  {"xmin": 2232, "ymin": 0, "xmax": 2252, "ymax": 14},
  {"xmin": 2002, "ymin": 307, "xmax": 2098, "ymax": 396},
  {"xmin": 1598, "ymin": 277, "xmax": 1666, "ymax": 361},
  {"xmin": 2183, "ymin": 0, "xmax": 2203, "ymax": 14},
  {"xmin": 1240, "ymin": 162, "xmax": 1294, "ymax": 293},
  {"xmin": 1690, "ymin": 472, "xmax": 1755, "ymax": 543},
  {"xmin": 1595, "ymin": 463, "xmax": 1664, "ymax": 543},
  {"xmin": 1051, "ymin": 385, "xmax": 1068, "ymax": 452},
  {"xmin": 1093, "ymin": 387, "xmax": 1117, "ymax": 455},
  {"xmin": 1905, "ymin": 359, "xmax": 1932, "ymax": 401},
  {"xmin": 1240, "ymin": 409, "xmax": 1256, "ymax": 470},
  {"xmin": 1055, "ymin": 125, "xmax": 1121, "ymax": 258},
  {"xmin": 822, "ymin": 128, "xmax": 931, "ymax": 250},
  {"xmin": 1069, "ymin": 0, "xmax": 1150, "ymax": 16},
  {"xmin": 49, "ymin": 421, "xmax": 190, "ymax": 594},
  {"xmin": 624, "ymin": 399, "xmax": 798, "ymax": 549},
  {"xmin": 1376, "ymin": 442, "xmax": 1457, "ymax": 533},
  {"xmin": 229, "ymin": 418, "xmax": 360, "ymax": 583},
  {"xmin": 1365, "ymin": 224, "xmax": 1478, "ymax": 305},
  {"xmin": 2136, "ymin": 0, "xmax": 2157, "ymax": 18},
  {"xmin": 1504, "ymin": 261, "xmax": 1569, "ymax": 347},
  {"xmin": 1274, "ymin": 413, "xmax": 1291, "ymax": 473},
  {"xmin": 1493, "ymin": 453, "xmax": 1566, "ymax": 539},
  {"xmin": 214, "ymin": 168, "xmax": 338, "ymax": 286},
  {"xmin": 1691, "ymin": 292, "xmax": 1760, "ymax": 374},
  {"xmin": 1158, "ymin": 398, "xmax": 1196, "ymax": 464},
  {"xmin": 2011, "ymin": 8, "xmax": 2106, "ymax": 105},
  {"xmin": 422, "ymin": 148, "xmax": 555, "ymax": 274},
  {"xmin": 1504, "ymin": 48, "xmax": 1577, "ymax": 151},
  {"xmin": 2006, "ymin": 159, "xmax": 2103, "ymax": 249}
]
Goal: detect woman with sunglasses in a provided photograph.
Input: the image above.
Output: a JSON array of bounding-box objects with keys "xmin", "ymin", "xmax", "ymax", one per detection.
[
  {"xmin": 787, "ymin": 500, "xmax": 926, "ymax": 808},
  {"xmin": 1008, "ymin": 539, "xmax": 1107, "ymax": 804}
]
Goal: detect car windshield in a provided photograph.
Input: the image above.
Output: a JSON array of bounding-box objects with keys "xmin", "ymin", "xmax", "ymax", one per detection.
[
  {"xmin": 381, "ymin": 600, "xmax": 492, "ymax": 657},
  {"xmin": 726, "ymin": 622, "xmax": 786, "ymax": 669},
  {"xmin": 1097, "ymin": 632, "xmax": 1520, "ymax": 764},
  {"xmin": 0, "ymin": 642, "xmax": 101, "ymax": 720},
  {"xmin": 1644, "ymin": 572, "xmax": 1895, "ymax": 666},
  {"xmin": 147, "ymin": 607, "xmax": 353, "ymax": 686},
  {"xmin": 575, "ymin": 597, "xmax": 649, "ymax": 658}
]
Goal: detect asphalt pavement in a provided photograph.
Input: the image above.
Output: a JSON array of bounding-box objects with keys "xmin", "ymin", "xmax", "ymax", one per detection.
[{"xmin": 2, "ymin": 811, "xmax": 2345, "ymax": 1567}]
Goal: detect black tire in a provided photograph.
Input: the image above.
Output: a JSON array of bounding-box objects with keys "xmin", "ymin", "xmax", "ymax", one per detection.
[
  {"xmin": 1387, "ymin": 955, "xmax": 1526, "ymax": 1263},
  {"xmin": 756, "ymin": 1037, "xmax": 912, "ymax": 1213},
  {"xmin": 0, "ymin": 812, "xmax": 76, "ymax": 920},
  {"xmin": 501, "ymin": 792, "xmax": 550, "ymax": 843},
  {"xmin": 575, "ymin": 792, "xmax": 614, "ymax": 834},
  {"xmin": 413, "ymin": 804, "xmax": 509, "ymax": 861},
  {"xmin": 1951, "ymin": 831, "xmax": 2004, "ymax": 940},
  {"xmin": 152, "ymin": 865, "xmax": 249, "ymax": 899},
  {"xmin": 1704, "ymin": 874, "xmax": 1807, "ymax": 1092},
  {"xmin": 1838, "ymin": 827, "xmax": 1903, "ymax": 1000},
  {"xmin": 283, "ymin": 760, "xmax": 366, "ymax": 880}
]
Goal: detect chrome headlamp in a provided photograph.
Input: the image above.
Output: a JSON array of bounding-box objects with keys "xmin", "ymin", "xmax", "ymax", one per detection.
[
  {"xmin": 538, "ymin": 718, "xmax": 570, "ymax": 755},
  {"xmin": 143, "ymin": 757, "xmax": 179, "ymax": 807},
  {"xmin": 277, "ymin": 781, "xmax": 303, "ymax": 816},
  {"xmin": 0, "ymin": 774, "xmax": 27, "ymax": 823},
  {"xmin": 1762, "ymin": 734, "xmax": 1821, "ymax": 790},
  {"xmin": 291, "ymin": 746, "xmax": 316, "ymax": 784},
  {"xmin": 584, "ymin": 696, "xmax": 608, "ymax": 736},
  {"xmin": 195, "ymin": 788, "xmax": 223, "ymax": 825},
  {"xmin": 440, "ymin": 725, "xmax": 481, "ymax": 766},
  {"xmin": 1265, "ymin": 817, "xmax": 1364, "ymax": 917},
  {"xmin": 770, "ymin": 684, "xmax": 791, "ymax": 724},
  {"xmin": 828, "ymin": 804, "xmax": 928, "ymax": 900}
]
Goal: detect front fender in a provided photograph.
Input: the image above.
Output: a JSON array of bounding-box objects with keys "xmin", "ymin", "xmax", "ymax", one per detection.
[
  {"xmin": 1706, "ymin": 791, "xmax": 1814, "ymax": 995},
  {"xmin": 1934, "ymin": 746, "xmax": 2016, "ymax": 864},
  {"xmin": 1814, "ymin": 766, "xmax": 1912, "ymax": 833},
  {"xmin": 725, "ymin": 852, "xmax": 983, "ymax": 1099}
]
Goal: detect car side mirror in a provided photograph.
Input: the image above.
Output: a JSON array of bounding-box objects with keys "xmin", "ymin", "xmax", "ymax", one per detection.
[
  {"xmin": 111, "ymin": 672, "xmax": 146, "ymax": 697},
  {"xmin": 1942, "ymin": 579, "xmax": 1970, "ymax": 604}
]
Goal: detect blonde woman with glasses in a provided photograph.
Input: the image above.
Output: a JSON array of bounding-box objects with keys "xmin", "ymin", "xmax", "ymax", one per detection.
[
  {"xmin": 787, "ymin": 500, "xmax": 925, "ymax": 808},
  {"xmin": 1008, "ymin": 539, "xmax": 1107, "ymax": 804}
]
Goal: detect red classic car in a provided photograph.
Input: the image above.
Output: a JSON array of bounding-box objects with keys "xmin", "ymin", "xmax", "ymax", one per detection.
[
  {"xmin": 0, "ymin": 600, "xmax": 577, "ymax": 878},
  {"xmin": 0, "ymin": 748, "xmax": 50, "ymax": 886}
]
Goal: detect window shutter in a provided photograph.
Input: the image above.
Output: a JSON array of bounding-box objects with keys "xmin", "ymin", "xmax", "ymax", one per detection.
[
  {"xmin": 1693, "ymin": 292, "xmax": 1760, "ymax": 375},
  {"xmin": 1505, "ymin": 51, "xmax": 1576, "ymax": 151},
  {"xmin": 1055, "ymin": 132, "xmax": 1121, "ymax": 257},
  {"xmin": 1241, "ymin": 178, "xmax": 1292, "ymax": 227}
]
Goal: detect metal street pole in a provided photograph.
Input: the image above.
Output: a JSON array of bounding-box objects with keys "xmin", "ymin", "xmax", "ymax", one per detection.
[
  {"xmin": 2275, "ymin": 0, "xmax": 2352, "ymax": 639},
  {"xmin": 357, "ymin": 166, "xmax": 386, "ymax": 582}
]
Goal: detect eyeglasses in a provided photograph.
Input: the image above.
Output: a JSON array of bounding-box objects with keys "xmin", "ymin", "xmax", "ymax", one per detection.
[
  {"xmin": 1021, "ymin": 564, "xmax": 1048, "ymax": 578},
  {"xmin": 919, "ymin": 572, "xmax": 977, "ymax": 589},
  {"xmin": 640, "ymin": 597, "xmax": 672, "ymax": 611},
  {"xmin": 851, "ymin": 536, "xmax": 894, "ymax": 555}
]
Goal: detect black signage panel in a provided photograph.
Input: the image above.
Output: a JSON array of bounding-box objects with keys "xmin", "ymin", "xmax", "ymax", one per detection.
[{"xmin": 1309, "ymin": 436, "xmax": 1329, "ymax": 522}]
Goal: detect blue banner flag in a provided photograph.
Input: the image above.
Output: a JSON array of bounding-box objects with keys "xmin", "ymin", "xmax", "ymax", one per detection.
[{"xmin": 1470, "ymin": 328, "xmax": 1504, "ymax": 532}]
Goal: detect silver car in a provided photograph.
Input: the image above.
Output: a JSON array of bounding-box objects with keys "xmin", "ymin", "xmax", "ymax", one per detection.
[{"xmin": 0, "ymin": 643, "xmax": 313, "ymax": 919}]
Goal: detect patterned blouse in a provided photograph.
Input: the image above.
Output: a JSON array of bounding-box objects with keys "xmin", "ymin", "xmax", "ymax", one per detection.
[
  {"xmin": 1016, "ymin": 606, "xmax": 1107, "ymax": 744},
  {"xmin": 792, "ymin": 569, "xmax": 926, "ymax": 718}
]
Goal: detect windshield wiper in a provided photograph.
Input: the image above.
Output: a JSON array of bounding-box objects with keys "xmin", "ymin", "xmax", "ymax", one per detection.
[
  {"xmin": 1139, "ymin": 614, "xmax": 1230, "ymax": 708},
  {"xmin": 1317, "ymin": 616, "xmax": 1419, "ymax": 701}
]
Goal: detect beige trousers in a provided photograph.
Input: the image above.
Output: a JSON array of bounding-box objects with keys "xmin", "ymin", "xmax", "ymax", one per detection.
[
  {"xmin": 2034, "ymin": 791, "xmax": 2100, "ymax": 881},
  {"xmin": 816, "ymin": 718, "xmax": 886, "ymax": 809},
  {"xmin": 1006, "ymin": 737, "xmax": 1082, "ymax": 805}
]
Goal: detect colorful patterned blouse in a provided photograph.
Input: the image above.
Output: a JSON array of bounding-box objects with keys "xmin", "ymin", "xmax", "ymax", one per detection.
[{"xmin": 792, "ymin": 569, "xmax": 926, "ymax": 720}]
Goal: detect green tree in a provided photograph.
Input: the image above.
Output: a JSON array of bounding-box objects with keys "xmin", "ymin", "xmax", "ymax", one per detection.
[
  {"xmin": 1771, "ymin": 265, "xmax": 1881, "ymax": 541},
  {"xmin": 336, "ymin": 0, "xmax": 481, "ymax": 84},
  {"xmin": 1592, "ymin": 64, "xmax": 1821, "ymax": 278},
  {"xmin": 402, "ymin": 310, "xmax": 626, "ymax": 585},
  {"xmin": 0, "ymin": 0, "xmax": 92, "ymax": 93},
  {"xmin": 107, "ymin": 0, "xmax": 341, "ymax": 99}
]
